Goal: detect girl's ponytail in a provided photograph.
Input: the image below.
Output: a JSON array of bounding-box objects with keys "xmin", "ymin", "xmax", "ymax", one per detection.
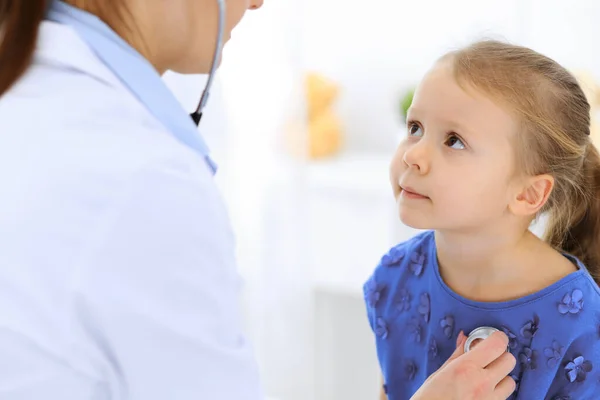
[{"xmin": 551, "ymin": 143, "xmax": 600, "ymax": 282}]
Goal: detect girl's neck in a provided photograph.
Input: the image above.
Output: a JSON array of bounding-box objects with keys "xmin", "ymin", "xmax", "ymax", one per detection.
[{"xmin": 434, "ymin": 228, "xmax": 577, "ymax": 302}]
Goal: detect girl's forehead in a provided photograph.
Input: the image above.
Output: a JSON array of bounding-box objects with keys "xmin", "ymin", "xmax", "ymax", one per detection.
[{"xmin": 411, "ymin": 64, "xmax": 519, "ymax": 140}]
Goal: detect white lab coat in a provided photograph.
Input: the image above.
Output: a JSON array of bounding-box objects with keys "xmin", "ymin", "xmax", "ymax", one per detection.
[{"xmin": 0, "ymin": 21, "xmax": 263, "ymax": 400}]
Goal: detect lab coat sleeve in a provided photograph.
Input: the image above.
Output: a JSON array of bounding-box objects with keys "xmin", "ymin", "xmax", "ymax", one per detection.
[{"xmin": 72, "ymin": 159, "xmax": 264, "ymax": 399}]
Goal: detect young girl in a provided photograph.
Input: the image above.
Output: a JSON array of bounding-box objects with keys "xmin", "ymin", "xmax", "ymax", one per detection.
[{"xmin": 364, "ymin": 40, "xmax": 600, "ymax": 400}]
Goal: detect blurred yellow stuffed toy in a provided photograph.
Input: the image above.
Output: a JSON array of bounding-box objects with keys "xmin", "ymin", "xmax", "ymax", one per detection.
[
  {"xmin": 572, "ymin": 70, "xmax": 600, "ymax": 147},
  {"xmin": 304, "ymin": 72, "xmax": 343, "ymax": 159}
]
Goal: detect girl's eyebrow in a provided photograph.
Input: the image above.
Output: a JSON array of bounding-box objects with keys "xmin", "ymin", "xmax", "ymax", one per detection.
[{"xmin": 407, "ymin": 107, "xmax": 475, "ymax": 137}]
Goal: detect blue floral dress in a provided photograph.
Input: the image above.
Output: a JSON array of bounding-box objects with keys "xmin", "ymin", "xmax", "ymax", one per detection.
[{"xmin": 363, "ymin": 231, "xmax": 600, "ymax": 399}]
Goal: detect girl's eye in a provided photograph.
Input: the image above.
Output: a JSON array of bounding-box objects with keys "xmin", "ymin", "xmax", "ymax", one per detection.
[
  {"xmin": 408, "ymin": 122, "xmax": 423, "ymax": 137},
  {"xmin": 445, "ymin": 134, "xmax": 465, "ymax": 150}
]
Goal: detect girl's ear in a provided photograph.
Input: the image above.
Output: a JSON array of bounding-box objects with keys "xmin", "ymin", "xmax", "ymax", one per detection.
[{"xmin": 509, "ymin": 174, "xmax": 554, "ymax": 216}]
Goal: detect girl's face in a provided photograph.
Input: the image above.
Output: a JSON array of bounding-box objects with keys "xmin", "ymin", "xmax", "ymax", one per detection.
[
  {"xmin": 389, "ymin": 61, "xmax": 526, "ymax": 234},
  {"xmin": 124, "ymin": 0, "xmax": 264, "ymax": 73}
]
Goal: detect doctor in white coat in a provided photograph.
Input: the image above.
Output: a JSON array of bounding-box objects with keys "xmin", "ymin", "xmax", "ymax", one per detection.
[
  {"xmin": 0, "ymin": 0, "xmax": 264, "ymax": 399},
  {"xmin": 0, "ymin": 1, "xmax": 514, "ymax": 399}
]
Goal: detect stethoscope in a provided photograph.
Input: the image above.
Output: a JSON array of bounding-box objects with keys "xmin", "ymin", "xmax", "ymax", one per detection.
[
  {"xmin": 464, "ymin": 326, "xmax": 510, "ymax": 353},
  {"xmin": 190, "ymin": 0, "xmax": 226, "ymax": 126}
]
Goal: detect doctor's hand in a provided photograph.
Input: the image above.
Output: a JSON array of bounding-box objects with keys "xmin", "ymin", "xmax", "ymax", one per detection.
[{"xmin": 411, "ymin": 331, "xmax": 516, "ymax": 400}]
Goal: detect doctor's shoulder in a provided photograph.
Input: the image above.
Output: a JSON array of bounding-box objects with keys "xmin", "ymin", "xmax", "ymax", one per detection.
[{"xmin": 2, "ymin": 58, "xmax": 203, "ymax": 171}]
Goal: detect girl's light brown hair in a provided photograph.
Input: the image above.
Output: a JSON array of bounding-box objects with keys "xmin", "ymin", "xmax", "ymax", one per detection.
[{"xmin": 447, "ymin": 40, "xmax": 600, "ymax": 281}]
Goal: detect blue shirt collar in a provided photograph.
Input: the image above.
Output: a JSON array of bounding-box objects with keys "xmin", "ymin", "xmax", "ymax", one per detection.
[{"xmin": 46, "ymin": 0, "xmax": 217, "ymax": 174}]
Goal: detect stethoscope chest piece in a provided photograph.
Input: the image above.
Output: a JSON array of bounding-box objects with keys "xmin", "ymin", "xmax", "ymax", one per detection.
[{"xmin": 464, "ymin": 326, "xmax": 508, "ymax": 353}]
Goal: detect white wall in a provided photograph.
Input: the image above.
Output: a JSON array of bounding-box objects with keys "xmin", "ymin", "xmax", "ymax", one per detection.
[
  {"xmin": 302, "ymin": 0, "xmax": 600, "ymax": 154},
  {"xmin": 303, "ymin": 0, "xmax": 530, "ymax": 153},
  {"xmin": 527, "ymin": 0, "xmax": 600, "ymax": 78}
]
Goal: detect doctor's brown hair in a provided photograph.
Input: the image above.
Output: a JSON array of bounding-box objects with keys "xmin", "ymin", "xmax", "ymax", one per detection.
[
  {"xmin": 0, "ymin": 0, "xmax": 48, "ymax": 96},
  {"xmin": 0, "ymin": 0, "xmax": 129, "ymax": 97},
  {"xmin": 445, "ymin": 40, "xmax": 600, "ymax": 282}
]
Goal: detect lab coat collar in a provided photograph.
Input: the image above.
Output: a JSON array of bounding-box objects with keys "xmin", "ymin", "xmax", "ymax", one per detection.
[
  {"xmin": 42, "ymin": 0, "xmax": 217, "ymax": 174},
  {"xmin": 36, "ymin": 21, "xmax": 118, "ymax": 88}
]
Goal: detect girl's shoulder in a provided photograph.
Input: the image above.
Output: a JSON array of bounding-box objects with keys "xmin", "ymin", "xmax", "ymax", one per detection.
[
  {"xmin": 515, "ymin": 272, "xmax": 600, "ymax": 399},
  {"xmin": 362, "ymin": 230, "xmax": 435, "ymax": 313},
  {"xmin": 377, "ymin": 230, "xmax": 434, "ymax": 269}
]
